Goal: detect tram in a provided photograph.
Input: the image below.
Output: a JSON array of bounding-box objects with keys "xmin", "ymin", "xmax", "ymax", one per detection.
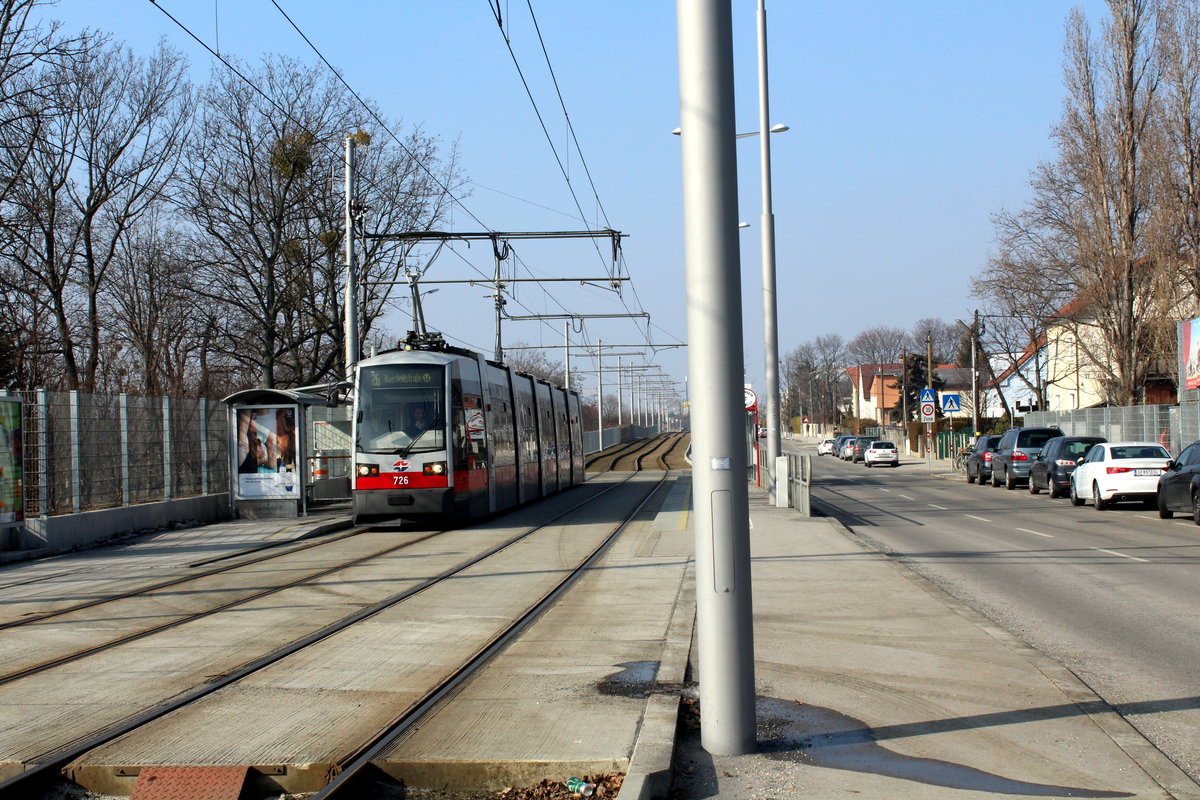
[{"xmin": 351, "ymin": 334, "xmax": 585, "ymax": 524}]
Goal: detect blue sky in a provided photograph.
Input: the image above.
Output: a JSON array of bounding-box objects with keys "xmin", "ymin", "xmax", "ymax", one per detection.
[{"xmin": 40, "ymin": 1, "xmax": 1110, "ymax": 401}]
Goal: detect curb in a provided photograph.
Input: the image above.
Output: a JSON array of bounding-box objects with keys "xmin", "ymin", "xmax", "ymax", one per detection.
[{"xmin": 617, "ymin": 561, "xmax": 695, "ymax": 800}]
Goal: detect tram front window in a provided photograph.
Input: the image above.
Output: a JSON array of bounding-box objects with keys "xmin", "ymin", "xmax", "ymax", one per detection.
[{"xmin": 357, "ymin": 365, "xmax": 446, "ymax": 454}]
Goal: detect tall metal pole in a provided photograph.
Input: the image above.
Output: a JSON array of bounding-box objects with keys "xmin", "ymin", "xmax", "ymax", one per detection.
[
  {"xmin": 597, "ymin": 340, "xmax": 604, "ymax": 446},
  {"xmin": 901, "ymin": 346, "xmax": 908, "ymax": 447},
  {"xmin": 926, "ymin": 334, "xmax": 934, "ymax": 467},
  {"xmin": 971, "ymin": 309, "xmax": 980, "ymax": 435},
  {"xmin": 677, "ymin": 0, "xmax": 756, "ymax": 755},
  {"xmin": 343, "ymin": 136, "xmax": 359, "ymax": 379},
  {"xmin": 617, "ymin": 356, "xmax": 624, "ymax": 427},
  {"xmin": 756, "ymin": 0, "xmax": 781, "ymax": 503},
  {"xmin": 564, "ymin": 321, "xmax": 571, "ymax": 389}
]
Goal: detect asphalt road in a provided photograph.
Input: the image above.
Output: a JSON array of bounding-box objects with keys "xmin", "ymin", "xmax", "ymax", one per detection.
[{"xmin": 803, "ymin": 445, "xmax": 1200, "ymax": 784}]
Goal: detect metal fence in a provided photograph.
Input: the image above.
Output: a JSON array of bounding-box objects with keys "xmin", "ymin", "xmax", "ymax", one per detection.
[
  {"xmin": 5, "ymin": 390, "xmax": 230, "ymax": 517},
  {"xmin": 1025, "ymin": 405, "xmax": 1176, "ymax": 451}
]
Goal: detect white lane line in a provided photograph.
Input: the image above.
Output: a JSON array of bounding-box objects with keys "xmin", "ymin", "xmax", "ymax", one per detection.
[
  {"xmin": 898, "ymin": 494, "xmax": 915, "ymax": 500},
  {"xmin": 928, "ymin": 504, "xmax": 948, "ymax": 510},
  {"xmin": 879, "ymin": 488, "xmax": 892, "ymax": 493},
  {"xmin": 1090, "ymin": 547, "xmax": 1149, "ymax": 563},
  {"xmin": 1016, "ymin": 527, "xmax": 1055, "ymax": 538},
  {"xmin": 1174, "ymin": 522, "xmax": 1195, "ymax": 528},
  {"xmin": 964, "ymin": 514, "xmax": 991, "ymax": 523}
]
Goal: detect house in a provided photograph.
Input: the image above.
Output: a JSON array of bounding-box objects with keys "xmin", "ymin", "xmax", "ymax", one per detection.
[{"xmin": 847, "ymin": 363, "xmax": 975, "ymax": 424}]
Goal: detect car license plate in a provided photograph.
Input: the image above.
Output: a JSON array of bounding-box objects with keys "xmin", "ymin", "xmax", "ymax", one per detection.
[{"xmin": 1134, "ymin": 468, "xmax": 1158, "ymax": 476}]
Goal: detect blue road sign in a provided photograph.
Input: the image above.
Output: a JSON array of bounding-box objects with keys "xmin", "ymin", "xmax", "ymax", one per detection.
[
  {"xmin": 941, "ymin": 393, "xmax": 962, "ymax": 413},
  {"xmin": 919, "ymin": 388, "xmax": 936, "ymax": 403}
]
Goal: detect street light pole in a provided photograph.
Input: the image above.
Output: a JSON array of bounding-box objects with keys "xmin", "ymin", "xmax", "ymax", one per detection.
[
  {"xmin": 677, "ymin": 0, "xmax": 756, "ymax": 756},
  {"xmin": 756, "ymin": 0, "xmax": 782, "ymax": 504}
]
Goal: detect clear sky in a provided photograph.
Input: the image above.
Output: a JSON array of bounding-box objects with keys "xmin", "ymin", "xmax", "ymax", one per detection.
[{"xmin": 38, "ymin": 0, "xmax": 1111, "ymax": 404}]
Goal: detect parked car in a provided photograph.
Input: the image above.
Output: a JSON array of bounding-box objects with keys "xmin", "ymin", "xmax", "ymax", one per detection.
[
  {"xmin": 850, "ymin": 436, "xmax": 875, "ymax": 463},
  {"xmin": 991, "ymin": 426, "xmax": 1064, "ymax": 489},
  {"xmin": 863, "ymin": 441, "xmax": 898, "ymax": 467},
  {"xmin": 964, "ymin": 435, "xmax": 1001, "ymax": 485},
  {"xmin": 1028, "ymin": 435, "xmax": 1106, "ymax": 498},
  {"xmin": 838, "ymin": 437, "xmax": 857, "ymax": 460},
  {"xmin": 817, "ymin": 437, "xmax": 837, "ymax": 456},
  {"xmin": 1069, "ymin": 441, "xmax": 1171, "ymax": 509},
  {"xmin": 1156, "ymin": 440, "xmax": 1200, "ymax": 521}
]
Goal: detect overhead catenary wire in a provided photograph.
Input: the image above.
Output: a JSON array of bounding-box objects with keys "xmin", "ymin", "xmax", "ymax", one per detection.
[{"xmin": 486, "ymin": 0, "xmax": 613, "ymax": 278}]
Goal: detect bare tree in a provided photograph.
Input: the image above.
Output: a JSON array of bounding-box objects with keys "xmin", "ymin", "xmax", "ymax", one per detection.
[
  {"xmin": 846, "ymin": 326, "xmax": 907, "ymax": 368},
  {"xmin": 178, "ymin": 56, "xmax": 460, "ymax": 389},
  {"xmin": 980, "ymin": 0, "xmax": 1174, "ymax": 406},
  {"xmin": 0, "ymin": 37, "xmax": 190, "ymax": 391},
  {"xmin": 909, "ymin": 318, "xmax": 959, "ymax": 364}
]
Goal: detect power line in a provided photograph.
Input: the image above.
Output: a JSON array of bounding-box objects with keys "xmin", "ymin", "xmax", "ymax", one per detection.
[{"xmin": 486, "ymin": 0, "xmax": 611, "ymax": 277}]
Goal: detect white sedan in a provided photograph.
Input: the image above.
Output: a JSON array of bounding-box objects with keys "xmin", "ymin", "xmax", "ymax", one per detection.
[
  {"xmin": 817, "ymin": 438, "xmax": 837, "ymax": 456},
  {"xmin": 1069, "ymin": 441, "xmax": 1171, "ymax": 510}
]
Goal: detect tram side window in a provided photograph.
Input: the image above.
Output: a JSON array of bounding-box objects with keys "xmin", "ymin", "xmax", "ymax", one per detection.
[{"xmin": 452, "ymin": 362, "xmax": 488, "ymax": 469}]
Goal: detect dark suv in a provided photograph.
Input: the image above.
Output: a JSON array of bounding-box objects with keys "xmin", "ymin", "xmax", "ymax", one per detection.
[
  {"xmin": 849, "ymin": 436, "xmax": 874, "ymax": 463},
  {"xmin": 964, "ymin": 435, "xmax": 1001, "ymax": 485},
  {"xmin": 1028, "ymin": 435, "xmax": 1105, "ymax": 498},
  {"xmin": 991, "ymin": 426, "xmax": 1063, "ymax": 489}
]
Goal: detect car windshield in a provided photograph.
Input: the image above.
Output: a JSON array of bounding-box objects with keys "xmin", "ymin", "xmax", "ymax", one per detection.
[
  {"xmin": 871, "ymin": 442, "xmax": 895, "ymax": 449},
  {"xmin": 1110, "ymin": 445, "xmax": 1169, "ymax": 459}
]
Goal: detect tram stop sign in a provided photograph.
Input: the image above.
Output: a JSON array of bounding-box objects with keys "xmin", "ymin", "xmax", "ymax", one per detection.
[{"xmin": 744, "ymin": 387, "xmax": 757, "ymax": 411}]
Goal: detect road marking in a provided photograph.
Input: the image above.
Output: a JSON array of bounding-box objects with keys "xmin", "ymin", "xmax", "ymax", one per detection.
[
  {"xmin": 1174, "ymin": 522, "xmax": 1195, "ymax": 529},
  {"xmin": 928, "ymin": 504, "xmax": 948, "ymax": 510},
  {"xmin": 879, "ymin": 488, "xmax": 892, "ymax": 493},
  {"xmin": 964, "ymin": 514, "xmax": 991, "ymax": 523},
  {"xmin": 898, "ymin": 494, "xmax": 915, "ymax": 500},
  {"xmin": 1015, "ymin": 527, "xmax": 1054, "ymax": 538},
  {"xmin": 1090, "ymin": 547, "xmax": 1148, "ymax": 563}
]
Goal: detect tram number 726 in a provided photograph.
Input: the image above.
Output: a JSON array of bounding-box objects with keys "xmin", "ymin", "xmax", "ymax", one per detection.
[{"xmin": 392, "ymin": 475, "xmax": 410, "ymax": 486}]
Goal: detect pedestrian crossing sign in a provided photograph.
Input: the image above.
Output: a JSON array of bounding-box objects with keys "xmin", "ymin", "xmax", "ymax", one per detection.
[
  {"xmin": 941, "ymin": 393, "xmax": 962, "ymax": 413},
  {"xmin": 919, "ymin": 388, "xmax": 936, "ymax": 403}
]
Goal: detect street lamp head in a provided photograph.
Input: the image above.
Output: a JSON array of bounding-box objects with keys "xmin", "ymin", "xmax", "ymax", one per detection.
[
  {"xmin": 738, "ymin": 222, "xmax": 750, "ymax": 229},
  {"xmin": 768, "ymin": 123, "xmax": 789, "ymax": 134}
]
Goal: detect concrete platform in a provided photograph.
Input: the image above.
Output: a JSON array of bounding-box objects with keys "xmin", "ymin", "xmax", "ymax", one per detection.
[{"xmin": 64, "ymin": 475, "xmax": 672, "ymax": 796}]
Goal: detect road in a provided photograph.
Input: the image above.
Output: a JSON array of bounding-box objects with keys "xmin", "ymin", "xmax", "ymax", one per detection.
[{"xmin": 801, "ymin": 444, "xmax": 1200, "ymax": 783}]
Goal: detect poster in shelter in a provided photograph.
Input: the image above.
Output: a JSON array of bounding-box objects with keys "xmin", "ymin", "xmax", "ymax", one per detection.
[
  {"xmin": 1184, "ymin": 318, "xmax": 1200, "ymax": 391},
  {"xmin": 235, "ymin": 406, "xmax": 299, "ymax": 500},
  {"xmin": 0, "ymin": 398, "xmax": 22, "ymax": 527}
]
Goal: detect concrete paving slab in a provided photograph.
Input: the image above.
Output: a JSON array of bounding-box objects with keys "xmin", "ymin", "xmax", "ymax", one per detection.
[{"xmin": 665, "ymin": 486, "xmax": 1199, "ymax": 800}]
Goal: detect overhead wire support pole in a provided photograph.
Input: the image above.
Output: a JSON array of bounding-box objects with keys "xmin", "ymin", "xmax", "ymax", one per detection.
[
  {"xmin": 678, "ymin": 0, "xmax": 756, "ymax": 756},
  {"xmin": 343, "ymin": 135, "xmax": 360, "ymax": 379},
  {"xmin": 757, "ymin": 0, "xmax": 782, "ymax": 504}
]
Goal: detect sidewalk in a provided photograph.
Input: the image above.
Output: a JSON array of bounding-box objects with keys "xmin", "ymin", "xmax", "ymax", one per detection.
[{"xmin": 659, "ymin": 484, "xmax": 1199, "ymax": 799}]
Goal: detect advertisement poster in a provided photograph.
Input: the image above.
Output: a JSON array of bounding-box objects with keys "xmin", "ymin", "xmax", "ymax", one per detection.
[
  {"xmin": 0, "ymin": 398, "xmax": 22, "ymax": 527},
  {"xmin": 1184, "ymin": 318, "xmax": 1200, "ymax": 391},
  {"xmin": 234, "ymin": 406, "xmax": 299, "ymax": 500}
]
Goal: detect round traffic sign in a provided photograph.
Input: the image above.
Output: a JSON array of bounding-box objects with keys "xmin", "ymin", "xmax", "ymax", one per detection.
[
  {"xmin": 744, "ymin": 387, "xmax": 757, "ymax": 410},
  {"xmin": 920, "ymin": 402, "xmax": 935, "ymax": 417}
]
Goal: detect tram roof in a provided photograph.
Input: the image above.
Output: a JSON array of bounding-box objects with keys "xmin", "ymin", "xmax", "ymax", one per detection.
[{"xmin": 222, "ymin": 388, "xmax": 329, "ymax": 406}]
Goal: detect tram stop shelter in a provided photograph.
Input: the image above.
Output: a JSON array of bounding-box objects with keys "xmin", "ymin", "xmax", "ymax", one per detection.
[{"xmin": 223, "ymin": 388, "xmax": 350, "ymax": 519}]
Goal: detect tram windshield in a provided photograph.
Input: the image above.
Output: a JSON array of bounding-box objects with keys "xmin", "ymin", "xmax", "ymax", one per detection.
[{"xmin": 356, "ymin": 365, "xmax": 446, "ymax": 454}]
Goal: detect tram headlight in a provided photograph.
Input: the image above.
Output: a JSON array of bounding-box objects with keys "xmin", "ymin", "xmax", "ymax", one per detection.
[
  {"xmin": 356, "ymin": 462, "xmax": 379, "ymax": 477},
  {"xmin": 423, "ymin": 461, "xmax": 447, "ymax": 476}
]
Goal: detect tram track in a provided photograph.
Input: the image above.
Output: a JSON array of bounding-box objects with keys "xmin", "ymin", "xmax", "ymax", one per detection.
[
  {"xmin": 313, "ymin": 466, "xmax": 674, "ymax": 798},
  {"xmin": 0, "ymin": 525, "xmax": 368, "ymax": 631},
  {"xmin": 0, "ymin": 471, "xmax": 668, "ymax": 797}
]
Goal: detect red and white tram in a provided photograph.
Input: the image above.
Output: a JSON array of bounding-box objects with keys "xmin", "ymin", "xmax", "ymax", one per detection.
[{"xmin": 352, "ymin": 339, "xmax": 585, "ymax": 524}]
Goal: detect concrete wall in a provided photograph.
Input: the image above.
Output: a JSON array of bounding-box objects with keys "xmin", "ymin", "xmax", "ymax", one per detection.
[{"xmin": 10, "ymin": 493, "xmax": 231, "ymax": 556}]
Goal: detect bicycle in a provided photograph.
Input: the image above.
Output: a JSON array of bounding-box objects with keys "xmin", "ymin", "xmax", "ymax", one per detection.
[{"xmin": 952, "ymin": 445, "xmax": 971, "ymax": 474}]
